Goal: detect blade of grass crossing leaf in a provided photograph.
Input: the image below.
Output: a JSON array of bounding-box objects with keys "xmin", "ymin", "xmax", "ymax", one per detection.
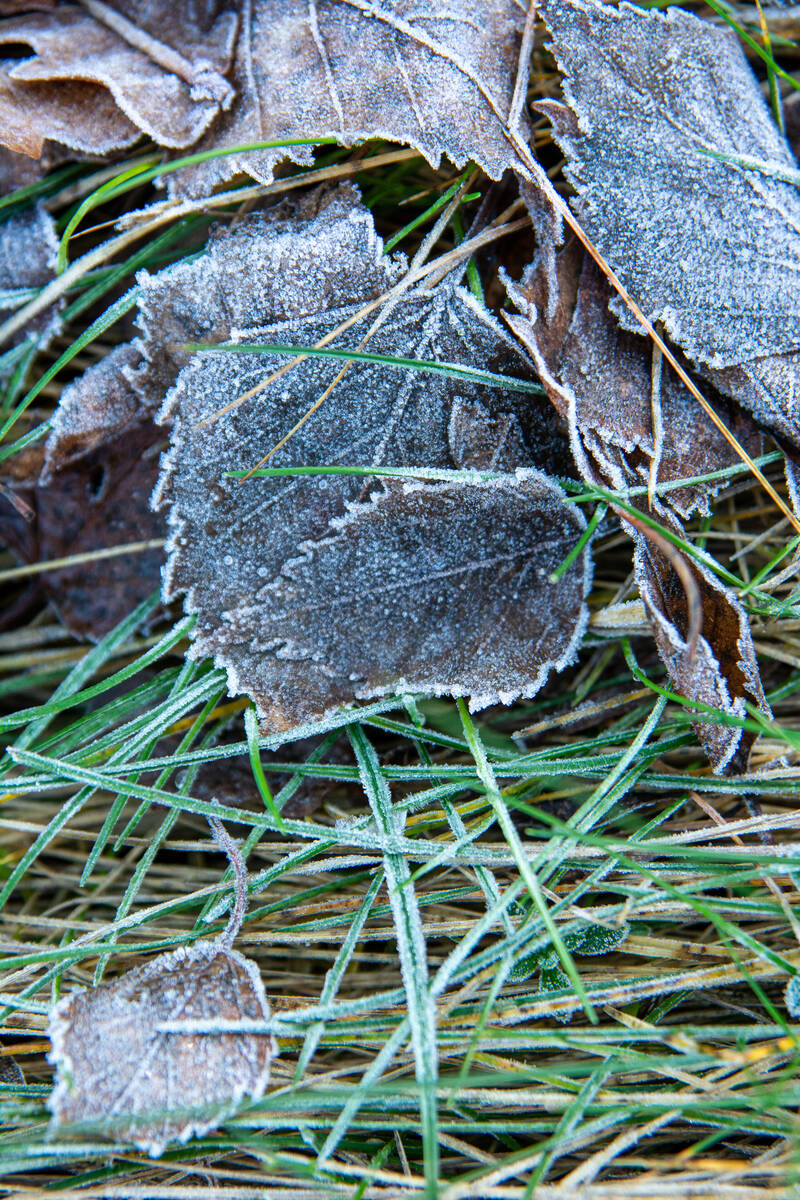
[
  {"xmin": 192, "ymin": 341, "xmax": 544, "ymax": 394},
  {"xmin": 348, "ymin": 724, "xmax": 439, "ymax": 1198},
  {"xmin": 457, "ymin": 699, "xmax": 598, "ymax": 1024}
]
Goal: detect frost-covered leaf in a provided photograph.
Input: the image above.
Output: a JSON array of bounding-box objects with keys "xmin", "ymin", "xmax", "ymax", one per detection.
[
  {"xmin": 504, "ymin": 223, "xmax": 763, "ymax": 521},
  {"xmin": 634, "ymin": 529, "xmax": 768, "ymax": 773},
  {"xmin": 170, "ymin": 0, "xmax": 531, "ymax": 195},
  {"xmin": 0, "ymin": 201, "xmax": 62, "ymax": 382},
  {"xmin": 48, "ymin": 821, "xmax": 276, "ymax": 1157},
  {"xmin": 0, "ymin": 345, "xmax": 165, "ymax": 638},
  {"xmin": 204, "ymin": 473, "xmax": 590, "ymax": 730},
  {"xmin": 538, "ymin": 0, "xmax": 800, "ymax": 447},
  {"xmin": 0, "ymin": 1, "xmax": 237, "ymax": 157},
  {"xmin": 153, "ymin": 188, "xmax": 577, "ymax": 728}
]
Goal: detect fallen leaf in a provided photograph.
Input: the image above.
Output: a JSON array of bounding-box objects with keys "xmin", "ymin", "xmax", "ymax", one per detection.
[
  {"xmin": 504, "ymin": 213, "xmax": 764, "ymax": 521},
  {"xmin": 48, "ymin": 820, "xmax": 276, "ymax": 1156},
  {"xmin": 0, "ymin": 1, "xmax": 237, "ymax": 157},
  {"xmin": 0, "ymin": 344, "xmax": 165, "ymax": 638},
  {"xmin": 153, "ymin": 186, "xmax": 581, "ymax": 727},
  {"xmin": 633, "ymin": 527, "xmax": 768, "ymax": 773},
  {"xmin": 537, "ymin": 0, "xmax": 800, "ymax": 448},
  {"xmin": 168, "ymin": 0, "xmax": 532, "ymax": 195},
  {"xmin": 200, "ymin": 473, "xmax": 591, "ymax": 730},
  {"xmin": 0, "ymin": 199, "xmax": 62, "ymax": 381}
]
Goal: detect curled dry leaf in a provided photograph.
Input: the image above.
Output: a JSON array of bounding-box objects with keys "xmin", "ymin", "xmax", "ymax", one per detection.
[
  {"xmin": 153, "ymin": 185, "xmax": 585, "ymax": 729},
  {"xmin": 0, "ymin": 345, "xmax": 165, "ymax": 638},
  {"xmin": 0, "ymin": 1, "xmax": 237, "ymax": 157},
  {"xmin": 503, "ymin": 211, "xmax": 763, "ymax": 522},
  {"xmin": 0, "ymin": 200, "xmax": 61, "ymax": 381},
  {"xmin": 537, "ymin": 0, "xmax": 800, "ymax": 448},
  {"xmin": 48, "ymin": 821, "xmax": 276, "ymax": 1157},
  {"xmin": 172, "ymin": 0, "xmax": 531, "ymax": 195},
  {"xmin": 633, "ymin": 527, "xmax": 768, "ymax": 773}
]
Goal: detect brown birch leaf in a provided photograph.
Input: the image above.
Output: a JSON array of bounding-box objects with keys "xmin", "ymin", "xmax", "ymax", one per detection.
[
  {"xmin": 633, "ymin": 529, "xmax": 768, "ymax": 773},
  {"xmin": 503, "ymin": 220, "xmax": 764, "ymax": 521},
  {"xmin": 153, "ymin": 187, "xmax": 576, "ymax": 728},
  {"xmin": 0, "ymin": 345, "xmax": 165, "ymax": 638},
  {"xmin": 206, "ymin": 473, "xmax": 590, "ymax": 731},
  {"xmin": 169, "ymin": 0, "xmax": 531, "ymax": 196},
  {"xmin": 48, "ymin": 821, "xmax": 276, "ymax": 1157},
  {"xmin": 0, "ymin": 201, "xmax": 62, "ymax": 381},
  {"xmin": 537, "ymin": 0, "xmax": 800, "ymax": 449},
  {"xmin": 0, "ymin": 1, "xmax": 237, "ymax": 157}
]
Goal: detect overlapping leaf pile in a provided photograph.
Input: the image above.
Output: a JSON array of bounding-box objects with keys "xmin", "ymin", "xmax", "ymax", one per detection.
[
  {"xmin": 2, "ymin": 0, "xmax": 800, "ymax": 1180},
  {"xmin": 2, "ymin": 0, "xmax": 798, "ymax": 770}
]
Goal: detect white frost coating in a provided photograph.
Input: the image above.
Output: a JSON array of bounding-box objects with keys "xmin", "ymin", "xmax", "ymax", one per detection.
[
  {"xmin": 151, "ymin": 189, "xmax": 579, "ymax": 730},
  {"xmin": 48, "ymin": 936, "xmax": 276, "ymax": 1157},
  {"xmin": 538, "ymin": 0, "xmax": 800, "ymax": 442},
  {"xmin": 0, "ymin": 4, "xmax": 237, "ymax": 154},
  {"xmin": 213, "ymin": 471, "xmax": 591, "ymax": 728},
  {"xmin": 168, "ymin": 0, "xmax": 532, "ymax": 196},
  {"xmin": 135, "ymin": 183, "xmax": 398, "ymax": 423},
  {"xmin": 43, "ymin": 344, "xmax": 143, "ymax": 480},
  {"xmin": 48, "ymin": 819, "xmax": 277, "ymax": 1156}
]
